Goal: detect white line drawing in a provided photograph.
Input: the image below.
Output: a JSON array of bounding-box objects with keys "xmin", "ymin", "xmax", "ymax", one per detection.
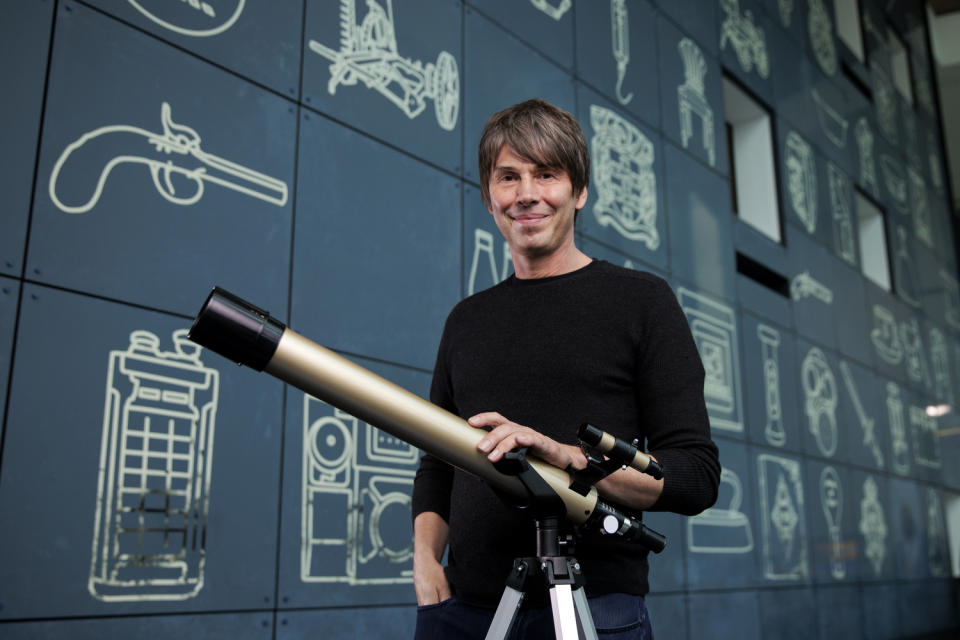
[
  {"xmin": 886, "ymin": 382, "xmax": 910, "ymax": 475},
  {"xmin": 688, "ymin": 469, "xmax": 754, "ymax": 554},
  {"xmin": 827, "ymin": 162, "xmax": 856, "ymax": 265},
  {"xmin": 785, "ymin": 131, "xmax": 817, "ymax": 233},
  {"xmin": 879, "ymin": 154, "xmax": 908, "ymax": 214},
  {"xmin": 590, "ymin": 105, "xmax": 659, "ymax": 249},
  {"xmin": 862, "ymin": 11, "xmax": 886, "ymax": 46},
  {"xmin": 778, "ymin": 0, "xmax": 794, "ymax": 27},
  {"xmin": 854, "ymin": 118, "xmax": 880, "ymax": 199},
  {"xmin": 909, "ymin": 406, "xmax": 940, "ymax": 469},
  {"xmin": 872, "ymin": 64, "xmax": 898, "ymax": 143},
  {"xmin": 902, "ymin": 115, "xmax": 921, "ymax": 172},
  {"xmin": 302, "ymin": 394, "xmax": 417, "ymax": 585},
  {"xmin": 468, "ymin": 228, "xmax": 513, "ymax": 295},
  {"xmin": 677, "ymin": 38, "xmax": 715, "ymax": 167},
  {"xmin": 308, "ymin": 0, "xmax": 459, "ymax": 131},
  {"xmin": 49, "ymin": 102, "xmax": 288, "ymax": 215},
  {"xmin": 791, "ymin": 271, "xmax": 833, "ymax": 304},
  {"xmin": 940, "ymin": 270, "xmax": 960, "ymax": 330},
  {"xmin": 807, "ymin": 0, "xmax": 837, "ymax": 76},
  {"xmin": 892, "ymin": 226, "xmax": 920, "ymax": 308},
  {"xmin": 801, "ymin": 347, "xmax": 838, "ymax": 457},
  {"xmin": 859, "ymin": 476, "xmax": 887, "ymax": 577},
  {"xmin": 819, "ymin": 466, "xmax": 845, "ymax": 579},
  {"xmin": 89, "ymin": 329, "xmax": 219, "ymax": 601},
  {"xmin": 838, "ymin": 361, "xmax": 883, "ymax": 468},
  {"xmin": 929, "ymin": 327, "xmax": 955, "ymax": 405},
  {"xmin": 610, "ymin": 0, "xmax": 633, "ymax": 105},
  {"xmin": 127, "ymin": 0, "xmax": 245, "ymax": 37},
  {"xmin": 926, "ymin": 488, "xmax": 949, "ymax": 577},
  {"xmin": 900, "ymin": 317, "xmax": 931, "ymax": 388},
  {"xmin": 812, "ymin": 89, "xmax": 848, "ymax": 148},
  {"xmin": 758, "ymin": 454, "xmax": 808, "ymax": 580},
  {"xmin": 927, "ymin": 131, "xmax": 944, "ymax": 191},
  {"xmin": 529, "ymin": 0, "xmax": 571, "ymax": 20},
  {"xmin": 871, "ymin": 305, "xmax": 903, "ymax": 365},
  {"xmin": 907, "ymin": 168, "xmax": 933, "ymax": 248},
  {"xmin": 915, "ymin": 71, "xmax": 935, "ymax": 116},
  {"xmin": 679, "ymin": 288, "xmax": 744, "ymax": 432},
  {"xmin": 758, "ymin": 324, "xmax": 786, "ymax": 447},
  {"xmin": 719, "ymin": 0, "xmax": 770, "ymax": 78}
]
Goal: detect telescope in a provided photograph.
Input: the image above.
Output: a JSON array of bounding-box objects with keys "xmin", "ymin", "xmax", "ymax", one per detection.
[{"xmin": 188, "ymin": 287, "xmax": 665, "ymax": 551}]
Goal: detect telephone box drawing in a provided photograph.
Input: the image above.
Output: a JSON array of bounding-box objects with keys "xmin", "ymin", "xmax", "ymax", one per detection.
[
  {"xmin": 757, "ymin": 324, "xmax": 785, "ymax": 447},
  {"xmin": 589, "ymin": 105, "xmax": 659, "ymax": 250},
  {"xmin": 679, "ymin": 288, "xmax": 743, "ymax": 433},
  {"xmin": 127, "ymin": 0, "xmax": 245, "ymax": 37},
  {"xmin": 758, "ymin": 454, "xmax": 808, "ymax": 580},
  {"xmin": 302, "ymin": 394, "xmax": 418, "ymax": 584},
  {"xmin": 827, "ymin": 162, "xmax": 856, "ymax": 265},
  {"xmin": 49, "ymin": 102, "xmax": 289, "ymax": 215},
  {"xmin": 89, "ymin": 329, "xmax": 219, "ymax": 601},
  {"xmin": 308, "ymin": 0, "xmax": 460, "ymax": 131}
]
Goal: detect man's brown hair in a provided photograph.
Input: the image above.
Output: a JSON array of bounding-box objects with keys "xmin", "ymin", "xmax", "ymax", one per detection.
[{"xmin": 478, "ymin": 99, "xmax": 590, "ymax": 210}]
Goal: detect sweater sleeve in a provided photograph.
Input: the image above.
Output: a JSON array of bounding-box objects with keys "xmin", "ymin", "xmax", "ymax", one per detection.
[
  {"xmin": 637, "ymin": 279, "xmax": 720, "ymax": 516},
  {"xmin": 411, "ymin": 317, "xmax": 456, "ymax": 523}
]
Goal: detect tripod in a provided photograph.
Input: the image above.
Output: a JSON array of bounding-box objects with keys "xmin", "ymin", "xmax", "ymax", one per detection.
[
  {"xmin": 483, "ymin": 430, "xmax": 666, "ymax": 640},
  {"xmin": 485, "ymin": 515, "xmax": 598, "ymax": 640}
]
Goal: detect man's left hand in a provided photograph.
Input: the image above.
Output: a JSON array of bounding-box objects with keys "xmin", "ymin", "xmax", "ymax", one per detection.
[{"xmin": 468, "ymin": 412, "xmax": 587, "ymax": 471}]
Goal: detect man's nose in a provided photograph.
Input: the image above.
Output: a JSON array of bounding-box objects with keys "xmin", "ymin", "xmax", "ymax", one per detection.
[{"xmin": 516, "ymin": 175, "xmax": 539, "ymax": 205}]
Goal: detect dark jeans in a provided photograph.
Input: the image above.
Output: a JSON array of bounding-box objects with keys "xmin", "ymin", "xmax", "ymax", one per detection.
[{"xmin": 414, "ymin": 592, "xmax": 652, "ymax": 639}]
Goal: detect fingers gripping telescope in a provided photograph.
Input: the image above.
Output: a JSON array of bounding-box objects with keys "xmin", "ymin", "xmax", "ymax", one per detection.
[{"xmin": 188, "ymin": 287, "xmax": 665, "ymax": 552}]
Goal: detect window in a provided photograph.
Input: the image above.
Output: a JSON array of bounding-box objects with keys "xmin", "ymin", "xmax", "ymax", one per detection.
[
  {"xmin": 856, "ymin": 191, "xmax": 890, "ymax": 290},
  {"xmin": 888, "ymin": 26, "xmax": 914, "ymax": 104},
  {"xmin": 835, "ymin": 0, "xmax": 865, "ymax": 61},
  {"xmin": 723, "ymin": 77, "xmax": 781, "ymax": 243}
]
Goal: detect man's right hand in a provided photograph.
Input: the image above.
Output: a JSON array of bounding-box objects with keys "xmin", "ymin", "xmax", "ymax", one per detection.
[
  {"xmin": 413, "ymin": 511, "xmax": 451, "ymax": 605},
  {"xmin": 413, "ymin": 554, "xmax": 451, "ymax": 605}
]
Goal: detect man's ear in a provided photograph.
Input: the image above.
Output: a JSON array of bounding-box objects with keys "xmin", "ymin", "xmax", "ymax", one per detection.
[{"xmin": 575, "ymin": 186, "xmax": 588, "ymax": 210}]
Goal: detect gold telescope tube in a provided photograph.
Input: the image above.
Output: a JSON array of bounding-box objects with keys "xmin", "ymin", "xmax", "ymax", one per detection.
[
  {"xmin": 188, "ymin": 287, "xmax": 665, "ymax": 551},
  {"xmin": 187, "ymin": 287, "xmax": 597, "ymax": 524}
]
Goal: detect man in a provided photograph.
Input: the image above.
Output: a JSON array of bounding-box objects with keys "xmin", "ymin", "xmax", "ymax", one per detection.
[{"xmin": 412, "ymin": 99, "xmax": 720, "ymax": 639}]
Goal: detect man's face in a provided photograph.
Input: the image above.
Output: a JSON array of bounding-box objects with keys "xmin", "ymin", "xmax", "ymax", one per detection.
[{"xmin": 486, "ymin": 145, "xmax": 587, "ymax": 261}]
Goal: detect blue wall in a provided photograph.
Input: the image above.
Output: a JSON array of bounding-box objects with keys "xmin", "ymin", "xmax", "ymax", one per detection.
[{"xmin": 0, "ymin": 0, "xmax": 957, "ymax": 638}]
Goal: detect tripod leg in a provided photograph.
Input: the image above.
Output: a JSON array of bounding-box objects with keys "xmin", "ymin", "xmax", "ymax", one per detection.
[
  {"xmin": 549, "ymin": 584, "xmax": 581, "ymax": 639},
  {"xmin": 484, "ymin": 585, "xmax": 524, "ymax": 640},
  {"xmin": 571, "ymin": 587, "xmax": 599, "ymax": 640}
]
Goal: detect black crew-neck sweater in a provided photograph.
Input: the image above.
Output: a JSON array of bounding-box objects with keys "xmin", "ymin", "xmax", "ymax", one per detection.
[{"xmin": 412, "ymin": 260, "xmax": 720, "ymax": 607}]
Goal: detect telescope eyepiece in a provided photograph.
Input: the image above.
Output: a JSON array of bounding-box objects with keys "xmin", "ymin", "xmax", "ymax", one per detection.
[{"xmin": 188, "ymin": 287, "xmax": 286, "ymax": 371}]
